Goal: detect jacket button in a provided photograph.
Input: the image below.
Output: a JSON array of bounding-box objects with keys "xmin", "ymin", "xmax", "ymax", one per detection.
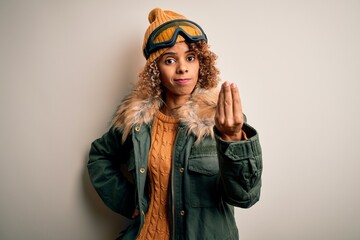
[
  {"xmin": 180, "ymin": 210, "xmax": 185, "ymax": 216},
  {"xmin": 139, "ymin": 168, "xmax": 145, "ymax": 174},
  {"xmin": 179, "ymin": 167, "xmax": 184, "ymax": 173},
  {"xmin": 135, "ymin": 126, "xmax": 141, "ymax": 132}
]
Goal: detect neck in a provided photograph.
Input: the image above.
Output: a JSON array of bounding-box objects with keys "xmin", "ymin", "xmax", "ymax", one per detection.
[{"xmin": 161, "ymin": 94, "xmax": 190, "ymax": 116}]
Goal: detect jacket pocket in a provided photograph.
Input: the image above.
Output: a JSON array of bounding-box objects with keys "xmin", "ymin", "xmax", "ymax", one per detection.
[{"xmin": 187, "ymin": 154, "xmax": 220, "ymax": 207}]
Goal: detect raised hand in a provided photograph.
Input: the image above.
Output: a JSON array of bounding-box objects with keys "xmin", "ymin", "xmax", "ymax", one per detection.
[{"xmin": 215, "ymin": 81, "xmax": 244, "ymax": 141}]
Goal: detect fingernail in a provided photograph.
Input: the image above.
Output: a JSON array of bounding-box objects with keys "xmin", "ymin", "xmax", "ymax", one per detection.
[
  {"xmin": 224, "ymin": 81, "xmax": 230, "ymax": 87},
  {"xmin": 231, "ymin": 82, "xmax": 237, "ymax": 88}
]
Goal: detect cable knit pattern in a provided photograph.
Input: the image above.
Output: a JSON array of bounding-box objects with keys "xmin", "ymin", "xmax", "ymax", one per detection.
[{"xmin": 137, "ymin": 111, "xmax": 179, "ymax": 240}]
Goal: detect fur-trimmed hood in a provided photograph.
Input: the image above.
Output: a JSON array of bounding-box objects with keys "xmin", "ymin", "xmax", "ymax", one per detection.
[{"xmin": 112, "ymin": 87, "xmax": 220, "ymax": 143}]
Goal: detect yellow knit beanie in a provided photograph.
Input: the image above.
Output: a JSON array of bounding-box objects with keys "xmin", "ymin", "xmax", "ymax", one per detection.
[{"xmin": 143, "ymin": 8, "xmax": 201, "ymax": 63}]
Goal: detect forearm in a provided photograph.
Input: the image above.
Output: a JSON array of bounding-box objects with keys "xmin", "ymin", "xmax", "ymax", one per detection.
[
  {"xmin": 215, "ymin": 123, "xmax": 263, "ymax": 208},
  {"xmin": 87, "ymin": 127, "xmax": 136, "ymax": 218}
]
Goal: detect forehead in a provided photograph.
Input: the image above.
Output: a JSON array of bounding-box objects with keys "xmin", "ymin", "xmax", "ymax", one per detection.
[{"xmin": 163, "ymin": 42, "xmax": 191, "ymax": 54}]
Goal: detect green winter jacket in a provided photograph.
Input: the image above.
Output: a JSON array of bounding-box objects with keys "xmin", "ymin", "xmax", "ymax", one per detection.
[{"xmin": 87, "ymin": 88, "xmax": 262, "ymax": 239}]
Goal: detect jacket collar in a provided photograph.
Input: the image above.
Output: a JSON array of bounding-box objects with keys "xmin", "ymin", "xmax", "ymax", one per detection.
[{"xmin": 112, "ymin": 87, "xmax": 219, "ymax": 143}]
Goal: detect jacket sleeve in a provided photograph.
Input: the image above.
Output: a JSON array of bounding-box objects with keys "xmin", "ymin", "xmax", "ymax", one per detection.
[
  {"xmin": 214, "ymin": 123, "xmax": 262, "ymax": 208},
  {"xmin": 87, "ymin": 127, "xmax": 136, "ymax": 219}
]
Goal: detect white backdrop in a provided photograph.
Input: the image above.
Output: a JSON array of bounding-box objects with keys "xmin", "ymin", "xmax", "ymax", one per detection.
[{"xmin": 1, "ymin": 1, "xmax": 359, "ymax": 239}]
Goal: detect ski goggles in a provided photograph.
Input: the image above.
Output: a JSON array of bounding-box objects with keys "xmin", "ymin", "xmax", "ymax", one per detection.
[{"xmin": 143, "ymin": 19, "xmax": 208, "ymax": 60}]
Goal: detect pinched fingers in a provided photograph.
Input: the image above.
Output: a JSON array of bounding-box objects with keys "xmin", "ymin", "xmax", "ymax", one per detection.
[
  {"xmin": 224, "ymin": 82, "xmax": 234, "ymax": 125},
  {"xmin": 230, "ymin": 83, "xmax": 243, "ymax": 128},
  {"xmin": 216, "ymin": 82, "xmax": 225, "ymax": 124},
  {"xmin": 216, "ymin": 81, "xmax": 230, "ymax": 126},
  {"xmin": 215, "ymin": 81, "xmax": 244, "ymax": 141}
]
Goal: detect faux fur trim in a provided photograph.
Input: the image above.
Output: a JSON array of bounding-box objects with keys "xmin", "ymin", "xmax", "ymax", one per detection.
[{"xmin": 112, "ymin": 88, "xmax": 219, "ymax": 143}]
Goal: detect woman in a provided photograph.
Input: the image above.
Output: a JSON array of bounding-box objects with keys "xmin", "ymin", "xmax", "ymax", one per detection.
[{"xmin": 88, "ymin": 8, "xmax": 262, "ymax": 239}]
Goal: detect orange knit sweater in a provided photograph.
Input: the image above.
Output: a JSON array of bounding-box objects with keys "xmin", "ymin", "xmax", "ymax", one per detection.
[{"xmin": 137, "ymin": 111, "xmax": 179, "ymax": 240}]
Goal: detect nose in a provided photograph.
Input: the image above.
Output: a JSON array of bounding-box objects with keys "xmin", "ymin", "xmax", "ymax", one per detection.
[{"xmin": 176, "ymin": 59, "xmax": 188, "ymax": 74}]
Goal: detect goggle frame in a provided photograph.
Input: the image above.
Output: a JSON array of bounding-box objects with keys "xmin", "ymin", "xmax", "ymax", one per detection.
[{"xmin": 144, "ymin": 19, "xmax": 208, "ymax": 60}]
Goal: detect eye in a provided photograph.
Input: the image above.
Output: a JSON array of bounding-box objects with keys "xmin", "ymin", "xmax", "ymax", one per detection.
[
  {"xmin": 187, "ymin": 55, "xmax": 196, "ymax": 62},
  {"xmin": 164, "ymin": 58, "xmax": 176, "ymax": 65}
]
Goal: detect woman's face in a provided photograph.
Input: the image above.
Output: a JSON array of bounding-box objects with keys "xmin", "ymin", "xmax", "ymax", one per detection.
[{"xmin": 157, "ymin": 42, "xmax": 199, "ymax": 102}]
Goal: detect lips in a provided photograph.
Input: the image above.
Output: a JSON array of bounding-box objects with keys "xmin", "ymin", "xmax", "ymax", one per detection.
[{"xmin": 174, "ymin": 78, "xmax": 191, "ymax": 84}]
